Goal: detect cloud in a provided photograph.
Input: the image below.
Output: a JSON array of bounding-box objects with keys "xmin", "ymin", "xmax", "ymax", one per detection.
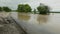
[{"xmin": 0, "ymin": 0, "xmax": 60, "ymax": 11}]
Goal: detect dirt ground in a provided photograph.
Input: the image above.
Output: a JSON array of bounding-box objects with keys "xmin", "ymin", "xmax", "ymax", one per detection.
[{"xmin": 0, "ymin": 17, "xmax": 27, "ymax": 34}]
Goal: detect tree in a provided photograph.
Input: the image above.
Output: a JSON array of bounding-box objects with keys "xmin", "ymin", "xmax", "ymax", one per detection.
[
  {"xmin": 0, "ymin": 7, "xmax": 2, "ymax": 11},
  {"xmin": 24, "ymin": 4, "xmax": 32, "ymax": 13},
  {"xmin": 17, "ymin": 4, "xmax": 24, "ymax": 12},
  {"xmin": 33, "ymin": 9, "xmax": 36, "ymax": 14},
  {"xmin": 17, "ymin": 4, "xmax": 32, "ymax": 13},
  {"xmin": 3, "ymin": 7, "xmax": 11, "ymax": 12},
  {"xmin": 37, "ymin": 3, "xmax": 50, "ymax": 14}
]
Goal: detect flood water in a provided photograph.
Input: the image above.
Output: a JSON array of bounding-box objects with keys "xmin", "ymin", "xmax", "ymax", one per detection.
[{"xmin": 10, "ymin": 12, "xmax": 60, "ymax": 34}]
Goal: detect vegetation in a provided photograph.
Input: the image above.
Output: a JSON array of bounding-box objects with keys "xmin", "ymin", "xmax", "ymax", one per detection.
[
  {"xmin": 0, "ymin": 3, "xmax": 51, "ymax": 15},
  {"xmin": 50, "ymin": 11, "xmax": 60, "ymax": 13},
  {"xmin": 17, "ymin": 4, "xmax": 32, "ymax": 13},
  {"xmin": 33, "ymin": 9, "xmax": 37, "ymax": 14},
  {"xmin": 0, "ymin": 7, "xmax": 2, "ymax": 11},
  {"xmin": 3, "ymin": 7, "xmax": 11, "ymax": 12},
  {"xmin": 37, "ymin": 3, "xmax": 50, "ymax": 15}
]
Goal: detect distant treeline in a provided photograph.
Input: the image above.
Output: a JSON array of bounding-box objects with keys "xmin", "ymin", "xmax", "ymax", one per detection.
[
  {"xmin": 50, "ymin": 12, "xmax": 60, "ymax": 13},
  {"xmin": 0, "ymin": 7, "xmax": 11, "ymax": 12},
  {"xmin": 0, "ymin": 3, "xmax": 51, "ymax": 15}
]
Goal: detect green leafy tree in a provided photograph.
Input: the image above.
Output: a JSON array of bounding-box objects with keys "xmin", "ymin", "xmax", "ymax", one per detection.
[
  {"xmin": 33, "ymin": 9, "xmax": 36, "ymax": 14},
  {"xmin": 17, "ymin": 4, "xmax": 32, "ymax": 13},
  {"xmin": 37, "ymin": 3, "xmax": 50, "ymax": 14},
  {"xmin": 17, "ymin": 4, "xmax": 24, "ymax": 12},
  {"xmin": 0, "ymin": 7, "xmax": 2, "ymax": 11},
  {"xmin": 24, "ymin": 4, "xmax": 32, "ymax": 13},
  {"xmin": 3, "ymin": 7, "xmax": 11, "ymax": 12}
]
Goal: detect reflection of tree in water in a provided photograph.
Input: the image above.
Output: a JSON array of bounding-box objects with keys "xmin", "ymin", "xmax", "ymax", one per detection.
[
  {"xmin": 18, "ymin": 13, "xmax": 30, "ymax": 21},
  {"xmin": 37, "ymin": 15, "xmax": 49, "ymax": 24}
]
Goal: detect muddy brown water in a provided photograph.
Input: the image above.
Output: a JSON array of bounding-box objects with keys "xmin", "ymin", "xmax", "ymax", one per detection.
[{"xmin": 10, "ymin": 12, "xmax": 60, "ymax": 34}]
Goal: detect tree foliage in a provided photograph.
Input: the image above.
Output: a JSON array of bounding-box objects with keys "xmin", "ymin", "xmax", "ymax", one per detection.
[
  {"xmin": 0, "ymin": 7, "xmax": 2, "ymax": 11},
  {"xmin": 17, "ymin": 4, "xmax": 32, "ymax": 13},
  {"xmin": 3, "ymin": 7, "xmax": 11, "ymax": 12},
  {"xmin": 37, "ymin": 3, "xmax": 50, "ymax": 14},
  {"xmin": 33, "ymin": 9, "xmax": 36, "ymax": 14}
]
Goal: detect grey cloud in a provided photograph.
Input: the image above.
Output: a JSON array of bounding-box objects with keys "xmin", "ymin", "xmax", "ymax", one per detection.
[
  {"xmin": 0, "ymin": 0, "xmax": 42, "ymax": 10},
  {"xmin": 0, "ymin": 0, "xmax": 60, "ymax": 11}
]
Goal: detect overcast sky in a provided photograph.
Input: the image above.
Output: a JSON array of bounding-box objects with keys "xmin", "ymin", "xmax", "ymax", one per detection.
[{"xmin": 0, "ymin": 0, "xmax": 60, "ymax": 11}]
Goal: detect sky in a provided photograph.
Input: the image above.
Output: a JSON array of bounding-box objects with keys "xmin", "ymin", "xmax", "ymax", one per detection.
[{"xmin": 0, "ymin": 0, "xmax": 60, "ymax": 11}]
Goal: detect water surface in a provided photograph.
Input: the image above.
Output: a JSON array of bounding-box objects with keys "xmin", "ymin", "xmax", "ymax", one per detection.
[{"xmin": 11, "ymin": 12, "xmax": 60, "ymax": 34}]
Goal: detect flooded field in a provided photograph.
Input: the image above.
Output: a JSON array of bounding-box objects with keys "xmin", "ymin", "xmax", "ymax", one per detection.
[{"xmin": 10, "ymin": 12, "xmax": 60, "ymax": 34}]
